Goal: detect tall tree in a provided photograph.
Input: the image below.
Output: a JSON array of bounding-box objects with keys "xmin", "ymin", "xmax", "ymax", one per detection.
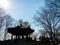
[
  {"xmin": 0, "ymin": 7, "xmax": 7, "ymax": 40},
  {"xmin": 4, "ymin": 15, "xmax": 15, "ymax": 40},
  {"xmin": 34, "ymin": 0, "xmax": 60, "ymax": 39},
  {"xmin": 0, "ymin": 7, "xmax": 15, "ymax": 40}
]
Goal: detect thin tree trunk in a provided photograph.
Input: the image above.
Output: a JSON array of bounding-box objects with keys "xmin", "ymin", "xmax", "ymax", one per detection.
[
  {"xmin": 4, "ymin": 29, "xmax": 7, "ymax": 40},
  {"xmin": 11, "ymin": 35, "xmax": 13, "ymax": 39}
]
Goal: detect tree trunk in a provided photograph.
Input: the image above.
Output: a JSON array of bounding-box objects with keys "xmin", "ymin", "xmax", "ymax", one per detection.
[
  {"xmin": 11, "ymin": 35, "xmax": 13, "ymax": 39},
  {"xmin": 4, "ymin": 29, "xmax": 7, "ymax": 40}
]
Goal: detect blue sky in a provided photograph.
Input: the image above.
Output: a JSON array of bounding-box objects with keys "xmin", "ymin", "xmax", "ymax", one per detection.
[{"xmin": 7, "ymin": 0, "xmax": 45, "ymax": 31}]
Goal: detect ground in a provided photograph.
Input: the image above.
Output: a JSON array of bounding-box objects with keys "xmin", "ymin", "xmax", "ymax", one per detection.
[{"xmin": 0, "ymin": 38, "xmax": 59, "ymax": 45}]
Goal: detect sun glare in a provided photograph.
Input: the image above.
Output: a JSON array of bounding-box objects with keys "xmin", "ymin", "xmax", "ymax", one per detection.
[{"xmin": 0, "ymin": 0, "xmax": 10, "ymax": 10}]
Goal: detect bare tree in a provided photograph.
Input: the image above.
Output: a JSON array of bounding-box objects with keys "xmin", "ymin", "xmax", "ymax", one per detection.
[
  {"xmin": 4, "ymin": 15, "xmax": 15, "ymax": 40},
  {"xmin": 22, "ymin": 21, "xmax": 30, "ymax": 28},
  {"xmin": 0, "ymin": 7, "xmax": 15, "ymax": 40},
  {"xmin": 18, "ymin": 20, "xmax": 30, "ymax": 28},
  {"xmin": 38, "ymin": 29, "xmax": 47, "ymax": 37},
  {"xmin": 0, "ymin": 7, "xmax": 7, "ymax": 40},
  {"xmin": 34, "ymin": 0, "xmax": 60, "ymax": 39}
]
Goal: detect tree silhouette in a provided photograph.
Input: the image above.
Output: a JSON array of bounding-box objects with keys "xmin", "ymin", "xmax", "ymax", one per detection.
[
  {"xmin": 0, "ymin": 7, "xmax": 15, "ymax": 40},
  {"xmin": 34, "ymin": 0, "xmax": 60, "ymax": 40},
  {"xmin": 4, "ymin": 15, "xmax": 15, "ymax": 40}
]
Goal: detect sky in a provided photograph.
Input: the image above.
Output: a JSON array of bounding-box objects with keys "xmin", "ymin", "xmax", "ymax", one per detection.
[{"xmin": 6, "ymin": 0, "xmax": 45, "ymax": 31}]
